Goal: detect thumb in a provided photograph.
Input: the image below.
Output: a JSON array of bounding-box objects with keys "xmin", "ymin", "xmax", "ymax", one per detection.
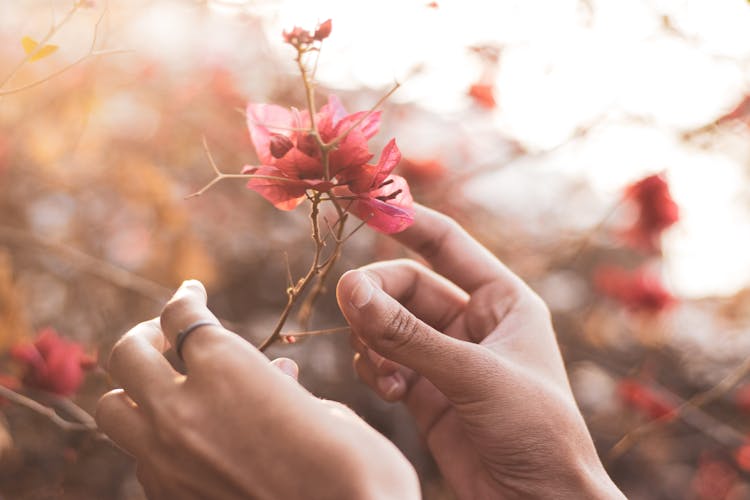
[{"xmin": 337, "ymin": 270, "xmax": 497, "ymax": 404}]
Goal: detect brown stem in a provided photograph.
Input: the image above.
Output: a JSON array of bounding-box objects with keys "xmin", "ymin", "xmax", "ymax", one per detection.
[
  {"xmin": 297, "ymin": 198, "xmax": 348, "ymax": 329},
  {"xmin": 258, "ymin": 192, "xmax": 326, "ymax": 352},
  {"xmin": 606, "ymin": 355, "xmax": 750, "ymax": 463},
  {"xmin": 0, "ymin": 385, "xmax": 98, "ymax": 434}
]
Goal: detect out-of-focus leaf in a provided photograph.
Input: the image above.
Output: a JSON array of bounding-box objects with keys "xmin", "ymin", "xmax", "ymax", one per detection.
[{"xmin": 21, "ymin": 36, "xmax": 58, "ymax": 62}]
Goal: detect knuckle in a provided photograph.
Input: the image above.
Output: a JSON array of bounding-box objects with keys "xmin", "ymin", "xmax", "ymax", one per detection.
[
  {"xmin": 160, "ymin": 297, "xmax": 191, "ymax": 329},
  {"xmin": 381, "ymin": 309, "xmax": 421, "ymax": 351}
]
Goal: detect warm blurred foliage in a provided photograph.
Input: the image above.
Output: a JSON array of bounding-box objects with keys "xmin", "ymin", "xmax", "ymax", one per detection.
[{"xmin": 1, "ymin": 1, "xmax": 750, "ymax": 499}]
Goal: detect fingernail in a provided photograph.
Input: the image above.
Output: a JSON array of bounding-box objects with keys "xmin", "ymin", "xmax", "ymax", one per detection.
[
  {"xmin": 274, "ymin": 358, "xmax": 299, "ymax": 379},
  {"xmin": 350, "ymin": 275, "xmax": 374, "ymax": 309},
  {"xmin": 377, "ymin": 374, "xmax": 403, "ymax": 399}
]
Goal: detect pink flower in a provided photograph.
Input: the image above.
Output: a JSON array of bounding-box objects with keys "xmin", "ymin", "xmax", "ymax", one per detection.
[
  {"xmin": 11, "ymin": 328, "xmax": 96, "ymax": 396},
  {"xmin": 283, "ymin": 19, "xmax": 332, "ymax": 47},
  {"xmin": 244, "ymin": 95, "xmax": 414, "ymax": 233},
  {"xmin": 594, "ymin": 265, "xmax": 675, "ymax": 313},
  {"xmin": 617, "ymin": 378, "xmax": 676, "ymax": 421},
  {"xmin": 622, "ymin": 173, "xmax": 679, "ymax": 252}
]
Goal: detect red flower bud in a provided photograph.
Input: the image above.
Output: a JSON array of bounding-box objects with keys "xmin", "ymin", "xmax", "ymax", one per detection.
[
  {"xmin": 314, "ymin": 19, "xmax": 332, "ymax": 41},
  {"xmin": 269, "ymin": 134, "xmax": 294, "ymax": 159}
]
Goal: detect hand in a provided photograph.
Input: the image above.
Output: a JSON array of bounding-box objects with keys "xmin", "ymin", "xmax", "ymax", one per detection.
[
  {"xmin": 96, "ymin": 280, "xmax": 420, "ymax": 500},
  {"xmin": 336, "ymin": 205, "xmax": 625, "ymax": 500}
]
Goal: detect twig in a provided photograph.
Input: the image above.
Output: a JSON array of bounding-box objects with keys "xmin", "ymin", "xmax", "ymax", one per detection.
[
  {"xmin": 607, "ymin": 356, "xmax": 750, "ymax": 463},
  {"xmin": 0, "ymin": 385, "xmax": 96, "ymax": 433},
  {"xmin": 280, "ymin": 325, "xmax": 350, "ymax": 341},
  {"xmin": 258, "ymin": 192, "xmax": 326, "ymax": 351},
  {"xmin": 0, "ymin": 5, "xmax": 129, "ymax": 97},
  {"xmin": 186, "ymin": 136, "xmax": 300, "ymax": 198},
  {"xmin": 323, "ymin": 81, "xmax": 401, "ymax": 150},
  {"xmin": 0, "ymin": 225, "xmax": 171, "ymax": 302}
]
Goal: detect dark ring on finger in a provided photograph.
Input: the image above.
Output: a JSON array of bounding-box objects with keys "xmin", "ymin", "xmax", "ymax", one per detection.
[{"xmin": 175, "ymin": 320, "xmax": 220, "ymax": 361}]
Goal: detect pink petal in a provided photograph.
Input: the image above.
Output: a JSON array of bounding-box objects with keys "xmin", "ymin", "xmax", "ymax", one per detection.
[
  {"xmin": 246, "ymin": 104, "xmax": 294, "ymax": 165},
  {"xmin": 246, "ymin": 166, "xmax": 308, "ymax": 210},
  {"xmin": 275, "ymin": 147, "xmax": 323, "ymax": 178},
  {"xmin": 329, "ymin": 129, "xmax": 373, "ymax": 175},
  {"xmin": 316, "ymin": 95, "xmax": 348, "ymax": 139},
  {"xmin": 343, "ymin": 139, "xmax": 401, "ymax": 193},
  {"xmin": 335, "ymin": 110, "xmax": 381, "ymax": 140},
  {"xmin": 349, "ymin": 175, "xmax": 415, "ymax": 234}
]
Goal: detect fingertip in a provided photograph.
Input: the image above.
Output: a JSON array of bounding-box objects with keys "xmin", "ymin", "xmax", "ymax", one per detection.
[
  {"xmin": 179, "ymin": 279, "xmax": 207, "ymax": 301},
  {"xmin": 376, "ymin": 373, "xmax": 406, "ymax": 401},
  {"xmin": 271, "ymin": 357, "xmax": 299, "ymax": 380}
]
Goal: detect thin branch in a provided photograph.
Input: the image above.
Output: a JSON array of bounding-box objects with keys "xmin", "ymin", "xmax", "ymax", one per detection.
[
  {"xmin": 607, "ymin": 356, "xmax": 750, "ymax": 463},
  {"xmin": 0, "ymin": 225, "xmax": 171, "ymax": 302},
  {"xmin": 280, "ymin": 325, "xmax": 350, "ymax": 341},
  {"xmin": 0, "ymin": 385, "xmax": 96, "ymax": 433},
  {"xmin": 324, "ymin": 81, "xmax": 401, "ymax": 150},
  {"xmin": 186, "ymin": 136, "xmax": 299, "ymax": 198}
]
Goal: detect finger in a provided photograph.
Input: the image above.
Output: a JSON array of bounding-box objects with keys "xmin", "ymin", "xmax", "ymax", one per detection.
[
  {"xmin": 108, "ymin": 319, "xmax": 179, "ymax": 410},
  {"xmin": 356, "ymin": 259, "xmax": 469, "ymax": 337},
  {"xmin": 160, "ymin": 280, "xmax": 239, "ymax": 369},
  {"xmin": 338, "ymin": 270, "xmax": 499, "ymax": 404},
  {"xmin": 353, "ymin": 352, "xmax": 406, "ymax": 402},
  {"xmin": 95, "ymin": 389, "xmax": 151, "ymax": 457},
  {"xmin": 393, "ymin": 204, "xmax": 524, "ymax": 295},
  {"xmin": 270, "ymin": 357, "xmax": 299, "ymax": 380}
]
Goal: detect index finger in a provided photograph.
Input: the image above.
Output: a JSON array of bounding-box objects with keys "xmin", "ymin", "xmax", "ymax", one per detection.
[{"xmin": 393, "ymin": 204, "xmax": 524, "ymax": 294}]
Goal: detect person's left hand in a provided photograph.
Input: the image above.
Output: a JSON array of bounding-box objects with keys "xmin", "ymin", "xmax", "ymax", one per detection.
[{"xmin": 96, "ymin": 280, "xmax": 419, "ymax": 500}]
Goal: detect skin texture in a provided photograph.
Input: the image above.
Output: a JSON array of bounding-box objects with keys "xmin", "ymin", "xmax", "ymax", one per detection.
[
  {"xmin": 95, "ymin": 281, "xmax": 420, "ymax": 500},
  {"xmin": 336, "ymin": 204, "xmax": 626, "ymax": 500}
]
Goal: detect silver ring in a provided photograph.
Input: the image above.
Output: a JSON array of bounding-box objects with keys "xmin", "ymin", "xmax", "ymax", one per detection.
[{"xmin": 175, "ymin": 320, "xmax": 219, "ymax": 361}]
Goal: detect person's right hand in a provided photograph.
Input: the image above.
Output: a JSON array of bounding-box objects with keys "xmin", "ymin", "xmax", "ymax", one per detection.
[{"xmin": 336, "ymin": 205, "xmax": 625, "ymax": 500}]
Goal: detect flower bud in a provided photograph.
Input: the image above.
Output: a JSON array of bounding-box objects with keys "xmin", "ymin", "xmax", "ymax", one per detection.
[{"xmin": 269, "ymin": 134, "xmax": 294, "ymax": 159}]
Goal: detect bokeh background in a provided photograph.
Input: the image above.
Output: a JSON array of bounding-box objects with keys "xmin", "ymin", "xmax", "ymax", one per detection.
[{"xmin": 2, "ymin": 0, "xmax": 750, "ymax": 498}]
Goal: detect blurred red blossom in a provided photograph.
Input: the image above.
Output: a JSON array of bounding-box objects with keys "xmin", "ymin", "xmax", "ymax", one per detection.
[
  {"xmin": 468, "ymin": 83, "xmax": 496, "ymax": 109},
  {"xmin": 716, "ymin": 94, "xmax": 750, "ymax": 127},
  {"xmin": 692, "ymin": 454, "xmax": 738, "ymax": 500},
  {"xmin": 283, "ymin": 19, "xmax": 332, "ymax": 47},
  {"xmin": 10, "ymin": 328, "xmax": 96, "ymax": 396},
  {"xmin": 735, "ymin": 441, "xmax": 750, "ymax": 472},
  {"xmin": 734, "ymin": 384, "xmax": 750, "ymax": 415},
  {"xmin": 595, "ymin": 265, "xmax": 675, "ymax": 313},
  {"xmin": 617, "ymin": 378, "xmax": 676, "ymax": 421},
  {"xmin": 244, "ymin": 95, "xmax": 414, "ymax": 233},
  {"xmin": 622, "ymin": 173, "xmax": 679, "ymax": 252}
]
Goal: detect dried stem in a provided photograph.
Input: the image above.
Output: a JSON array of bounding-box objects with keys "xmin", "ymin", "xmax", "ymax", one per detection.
[
  {"xmin": 607, "ymin": 356, "xmax": 750, "ymax": 463},
  {"xmin": 0, "ymin": 385, "xmax": 99, "ymax": 434},
  {"xmin": 0, "ymin": 224, "xmax": 171, "ymax": 302},
  {"xmin": 0, "ymin": 5, "xmax": 128, "ymax": 97},
  {"xmin": 186, "ymin": 136, "xmax": 300, "ymax": 199},
  {"xmin": 258, "ymin": 191, "xmax": 326, "ymax": 351},
  {"xmin": 280, "ymin": 325, "xmax": 350, "ymax": 341}
]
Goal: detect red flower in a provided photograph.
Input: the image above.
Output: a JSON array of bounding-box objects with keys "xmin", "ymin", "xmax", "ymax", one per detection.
[
  {"xmin": 244, "ymin": 95, "xmax": 414, "ymax": 233},
  {"xmin": 595, "ymin": 265, "xmax": 675, "ymax": 313},
  {"xmin": 10, "ymin": 328, "xmax": 96, "ymax": 396},
  {"xmin": 622, "ymin": 173, "xmax": 679, "ymax": 252},
  {"xmin": 468, "ymin": 83, "xmax": 496, "ymax": 109},
  {"xmin": 283, "ymin": 19, "xmax": 332, "ymax": 47},
  {"xmin": 617, "ymin": 378, "xmax": 676, "ymax": 421}
]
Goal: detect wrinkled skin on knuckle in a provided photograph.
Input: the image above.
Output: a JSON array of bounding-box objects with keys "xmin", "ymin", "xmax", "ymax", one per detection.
[{"xmin": 380, "ymin": 308, "xmax": 422, "ymax": 351}]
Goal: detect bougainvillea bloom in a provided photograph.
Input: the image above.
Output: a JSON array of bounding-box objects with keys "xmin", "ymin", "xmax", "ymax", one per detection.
[
  {"xmin": 10, "ymin": 328, "xmax": 96, "ymax": 396},
  {"xmin": 622, "ymin": 173, "xmax": 679, "ymax": 252},
  {"xmin": 594, "ymin": 265, "xmax": 675, "ymax": 313},
  {"xmin": 617, "ymin": 378, "xmax": 676, "ymax": 421},
  {"xmin": 468, "ymin": 83, "xmax": 496, "ymax": 109},
  {"xmin": 244, "ymin": 95, "xmax": 414, "ymax": 233},
  {"xmin": 283, "ymin": 19, "xmax": 332, "ymax": 47}
]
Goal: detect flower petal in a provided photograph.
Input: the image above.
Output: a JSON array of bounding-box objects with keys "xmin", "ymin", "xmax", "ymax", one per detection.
[
  {"xmin": 245, "ymin": 166, "xmax": 308, "ymax": 210},
  {"xmin": 335, "ymin": 110, "xmax": 381, "ymax": 140},
  {"xmin": 246, "ymin": 103, "xmax": 294, "ymax": 165},
  {"xmin": 317, "ymin": 95, "xmax": 348, "ymax": 139},
  {"xmin": 343, "ymin": 138, "xmax": 401, "ymax": 193},
  {"xmin": 348, "ymin": 175, "xmax": 414, "ymax": 234}
]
